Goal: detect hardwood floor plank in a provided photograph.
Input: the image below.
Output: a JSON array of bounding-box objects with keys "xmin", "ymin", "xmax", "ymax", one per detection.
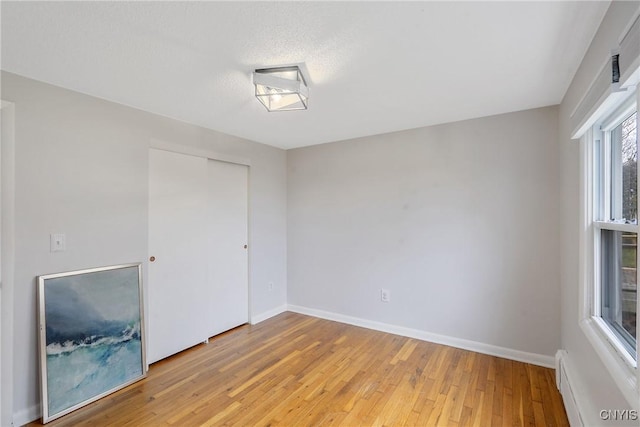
[
  {"xmin": 470, "ymin": 390, "xmax": 485, "ymax": 427},
  {"xmin": 424, "ymin": 393, "xmax": 448, "ymax": 426},
  {"xmin": 30, "ymin": 313, "xmax": 569, "ymax": 427}
]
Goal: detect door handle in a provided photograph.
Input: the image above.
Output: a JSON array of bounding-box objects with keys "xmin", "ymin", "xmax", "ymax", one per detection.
[{"xmin": 149, "ymin": 256, "xmax": 156, "ymax": 262}]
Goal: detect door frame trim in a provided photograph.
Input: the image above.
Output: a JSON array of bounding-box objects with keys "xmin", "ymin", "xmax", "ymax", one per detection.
[
  {"xmin": 146, "ymin": 143, "xmax": 252, "ymax": 354},
  {"xmin": 1, "ymin": 100, "xmax": 16, "ymax": 426},
  {"xmin": 150, "ymin": 138, "xmax": 251, "ymax": 167}
]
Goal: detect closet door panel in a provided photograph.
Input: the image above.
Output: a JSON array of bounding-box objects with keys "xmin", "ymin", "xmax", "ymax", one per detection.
[
  {"xmin": 148, "ymin": 149, "xmax": 209, "ymax": 363},
  {"xmin": 207, "ymin": 160, "xmax": 249, "ymax": 336}
]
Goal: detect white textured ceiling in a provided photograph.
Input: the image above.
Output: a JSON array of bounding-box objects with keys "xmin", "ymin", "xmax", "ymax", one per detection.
[{"xmin": 1, "ymin": 1, "xmax": 609, "ymax": 149}]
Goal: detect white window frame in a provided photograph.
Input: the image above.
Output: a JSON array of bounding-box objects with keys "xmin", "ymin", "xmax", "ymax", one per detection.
[{"xmin": 579, "ymin": 86, "xmax": 640, "ymax": 408}]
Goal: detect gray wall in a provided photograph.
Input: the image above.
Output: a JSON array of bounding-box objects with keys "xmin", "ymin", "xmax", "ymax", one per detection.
[
  {"xmin": 1, "ymin": 71, "xmax": 288, "ymax": 422},
  {"xmin": 558, "ymin": 1, "xmax": 640, "ymax": 424},
  {"xmin": 6, "ymin": 2, "xmax": 639, "ymax": 420},
  {"xmin": 287, "ymin": 106, "xmax": 561, "ymax": 358}
]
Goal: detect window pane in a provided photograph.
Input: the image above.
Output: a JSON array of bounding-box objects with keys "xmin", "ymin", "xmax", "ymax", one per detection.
[
  {"xmin": 600, "ymin": 229, "xmax": 637, "ymax": 358},
  {"xmin": 611, "ymin": 112, "xmax": 637, "ymax": 223}
]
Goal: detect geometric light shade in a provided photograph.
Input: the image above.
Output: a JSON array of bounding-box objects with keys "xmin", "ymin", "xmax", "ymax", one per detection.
[{"xmin": 253, "ymin": 66, "xmax": 309, "ymax": 112}]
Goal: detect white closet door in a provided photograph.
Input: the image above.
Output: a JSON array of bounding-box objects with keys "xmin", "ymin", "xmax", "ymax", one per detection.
[
  {"xmin": 207, "ymin": 160, "xmax": 249, "ymax": 336},
  {"xmin": 148, "ymin": 149, "xmax": 209, "ymax": 363}
]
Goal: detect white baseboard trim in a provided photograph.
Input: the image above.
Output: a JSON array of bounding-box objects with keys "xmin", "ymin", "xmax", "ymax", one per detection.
[
  {"xmin": 556, "ymin": 350, "xmax": 585, "ymax": 426},
  {"xmin": 14, "ymin": 403, "xmax": 40, "ymax": 426},
  {"xmin": 250, "ymin": 304, "xmax": 288, "ymax": 325},
  {"xmin": 287, "ymin": 304, "xmax": 555, "ymax": 368}
]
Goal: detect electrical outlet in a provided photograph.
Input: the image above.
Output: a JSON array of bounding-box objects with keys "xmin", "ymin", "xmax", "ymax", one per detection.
[
  {"xmin": 380, "ymin": 289, "xmax": 390, "ymax": 303},
  {"xmin": 268, "ymin": 282, "xmax": 274, "ymax": 291},
  {"xmin": 50, "ymin": 233, "xmax": 66, "ymax": 252}
]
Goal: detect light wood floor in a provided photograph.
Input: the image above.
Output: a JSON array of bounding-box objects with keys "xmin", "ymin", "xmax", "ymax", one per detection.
[{"xmin": 31, "ymin": 312, "xmax": 569, "ymax": 426}]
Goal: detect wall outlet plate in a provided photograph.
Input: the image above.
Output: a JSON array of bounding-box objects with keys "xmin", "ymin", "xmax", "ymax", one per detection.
[
  {"xmin": 50, "ymin": 233, "xmax": 66, "ymax": 252},
  {"xmin": 381, "ymin": 288, "xmax": 390, "ymax": 302}
]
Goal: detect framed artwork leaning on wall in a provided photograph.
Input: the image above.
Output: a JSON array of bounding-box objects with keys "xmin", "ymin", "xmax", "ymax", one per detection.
[{"xmin": 37, "ymin": 263, "xmax": 146, "ymax": 423}]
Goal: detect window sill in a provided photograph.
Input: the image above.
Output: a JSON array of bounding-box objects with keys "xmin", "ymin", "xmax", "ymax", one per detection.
[{"xmin": 580, "ymin": 317, "xmax": 639, "ymax": 409}]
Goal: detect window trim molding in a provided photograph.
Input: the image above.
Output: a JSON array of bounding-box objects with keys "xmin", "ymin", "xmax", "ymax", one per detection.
[
  {"xmin": 601, "ymin": 95, "xmax": 638, "ymax": 132},
  {"xmin": 579, "ymin": 318, "xmax": 638, "ymax": 407},
  {"xmin": 579, "ymin": 96, "xmax": 640, "ymax": 409}
]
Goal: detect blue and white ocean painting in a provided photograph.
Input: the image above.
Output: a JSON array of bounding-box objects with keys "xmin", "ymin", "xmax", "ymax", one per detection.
[{"xmin": 44, "ymin": 266, "xmax": 144, "ymax": 417}]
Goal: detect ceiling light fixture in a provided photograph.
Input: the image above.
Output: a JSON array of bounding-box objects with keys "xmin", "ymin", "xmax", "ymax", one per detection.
[{"xmin": 253, "ymin": 66, "xmax": 309, "ymax": 112}]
